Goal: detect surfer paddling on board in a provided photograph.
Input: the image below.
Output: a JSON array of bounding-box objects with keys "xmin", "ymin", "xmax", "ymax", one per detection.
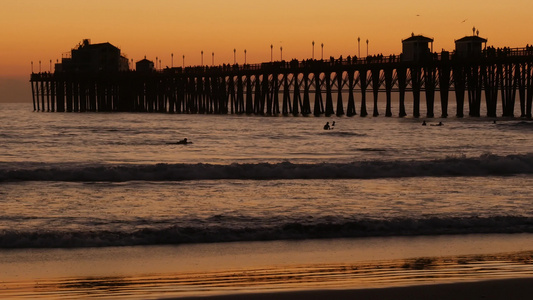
[
  {"xmin": 176, "ymin": 138, "xmax": 190, "ymax": 144},
  {"xmin": 323, "ymin": 122, "xmax": 330, "ymax": 130},
  {"xmin": 167, "ymin": 138, "xmax": 192, "ymax": 145}
]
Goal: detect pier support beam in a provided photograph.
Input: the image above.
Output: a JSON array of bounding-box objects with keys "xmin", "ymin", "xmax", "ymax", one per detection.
[
  {"xmin": 438, "ymin": 64, "xmax": 450, "ymax": 118},
  {"xmin": 336, "ymin": 71, "xmax": 345, "ymax": 116},
  {"xmin": 359, "ymin": 69, "xmax": 368, "ymax": 117},
  {"xmin": 346, "ymin": 71, "xmax": 356, "ymax": 117},
  {"xmin": 411, "ymin": 67, "xmax": 422, "ymax": 118},
  {"xmin": 325, "ymin": 72, "xmax": 334, "ymax": 116},
  {"xmin": 397, "ymin": 68, "xmax": 407, "ymax": 117},
  {"xmin": 384, "ymin": 68, "xmax": 393, "ymax": 117},
  {"xmin": 371, "ymin": 68, "xmax": 380, "ymax": 117}
]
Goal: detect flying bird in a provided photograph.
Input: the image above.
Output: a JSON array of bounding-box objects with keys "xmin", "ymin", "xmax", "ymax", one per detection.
[{"xmin": 461, "ymin": 18, "xmax": 468, "ymax": 23}]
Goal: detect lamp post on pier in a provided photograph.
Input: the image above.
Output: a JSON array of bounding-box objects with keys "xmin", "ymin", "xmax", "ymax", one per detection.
[
  {"xmin": 182, "ymin": 55, "xmax": 185, "ymax": 68},
  {"xmin": 321, "ymin": 43, "xmax": 324, "ymax": 60},
  {"xmin": 233, "ymin": 48, "xmax": 236, "ymax": 64},
  {"xmin": 49, "ymin": 60, "xmax": 52, "ymax": 72},
  {"xmin": 312, "ymin": 41, "xmax": 315, "ymax": 59},
  {"xmin": 270, "ymin": 44, "xmax": 273, "ymax": 62},
  {"xmin": 39, "ymin": 60, "xmax": 41, "ymax": 73},
  {"xmin": 366, "ymin": 39, "xmax": 369, "ymax": 56},
  {"xmin": 171, "ymin": 53, "xmax": 173, "ymax": 68},
  {"xmin": 31, "ymin": 61, "xmax": 33, "ymax": 74},
  {"xmin": 212, "ymin": 52, "xmax": 214, "ymax": 66},
  {"xmin": 280, "ymin": 46, "xmax": 283, "ymax": 61},
  {"xmin": 244, "ymin": 49, "xmax": 247, "ymax": 64},
  {"xmin": 358, "ymin": 37, "xmax": 361, "ymax": 58},
  {"xmin": 201, "ymin": 51, "xmax": 204, "ymax": 66}
]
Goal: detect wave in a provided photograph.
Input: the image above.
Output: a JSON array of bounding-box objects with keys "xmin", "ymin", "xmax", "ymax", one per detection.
[
  {"xmin": 1, "ymin": 153, "xmax": 533, "ymax": 182},
  {"xmin": 1, "ymin": 216, "xmax": 531, "ymax": 248}
]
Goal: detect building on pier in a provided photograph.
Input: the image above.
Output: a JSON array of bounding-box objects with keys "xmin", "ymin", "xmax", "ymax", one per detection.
[
  {"xmin": 401, "ymin": 34, "xmax": 434, "ymax": 61},
  {"xmin": 136, "ymin": 57, "xmax": 155, "ymax": 72},
  {"xmin": 56, "ymin": 39, "xmax": 129, "ymax": 73},
  {"xmin": 455, "ymin": 35, "xmax": 488, "ymax": 58}
]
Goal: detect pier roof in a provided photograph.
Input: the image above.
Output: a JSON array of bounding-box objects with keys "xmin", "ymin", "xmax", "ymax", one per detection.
[
  {"xmin": 455, "ymin": 35, "xmax": 488, "ymax": 43},
  {"xmin": 402, "ymin": 34, "xmax": 434, "ymax": 43}
]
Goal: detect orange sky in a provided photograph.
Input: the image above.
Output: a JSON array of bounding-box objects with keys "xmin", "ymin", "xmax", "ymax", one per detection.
[{"xmin": 1, "ymin": 0, "xmax": 532, "ymax": 101}]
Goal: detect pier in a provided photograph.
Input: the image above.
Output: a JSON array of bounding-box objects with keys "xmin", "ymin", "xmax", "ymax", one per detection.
[{"xmin": 30, "ymin": 39, "xmax": 533, "ymax": 118}]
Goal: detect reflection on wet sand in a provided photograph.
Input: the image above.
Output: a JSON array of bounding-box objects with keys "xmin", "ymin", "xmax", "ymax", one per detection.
[{"xmin": 2, "ymin": 251, "xmax": 532, "ymax": 299}]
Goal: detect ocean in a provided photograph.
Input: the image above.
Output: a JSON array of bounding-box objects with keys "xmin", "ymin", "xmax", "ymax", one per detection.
[{"xmin": 0, "ymin": 102, "xmax": 532, "ymax": 298}]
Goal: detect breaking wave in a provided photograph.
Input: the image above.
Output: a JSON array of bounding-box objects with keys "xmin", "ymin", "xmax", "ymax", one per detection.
[
  {"xmin": 1, "ymin": 153, "xmax": 533, "ymax": 182},
  {"xmin": 1, "ymin": 215, "xmax": 531, "ymax": 248}
]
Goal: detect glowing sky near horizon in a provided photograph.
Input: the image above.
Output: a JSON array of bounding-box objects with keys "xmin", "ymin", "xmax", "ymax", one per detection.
[{"xmin": 1, "ymin": 0, "xmax": 532, "ymax": 77}]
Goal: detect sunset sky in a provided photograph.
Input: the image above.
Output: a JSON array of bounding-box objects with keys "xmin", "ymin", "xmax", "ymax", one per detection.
[{"xmin": 1, "ymin": 0, "xmax": 532, "ymax": 101}]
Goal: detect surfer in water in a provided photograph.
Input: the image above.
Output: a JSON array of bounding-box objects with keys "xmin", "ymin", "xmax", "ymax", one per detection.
[
  {"xmin": 176, "ymin": 138, "xmax": 190, "ymax": 144},
  {"xmin": 323, "ymin": 122, "xmax": 330, "ymax": 130}
]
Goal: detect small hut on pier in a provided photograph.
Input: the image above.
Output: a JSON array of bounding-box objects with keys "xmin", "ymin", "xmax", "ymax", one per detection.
[
  {"xmin": 455, "ymin": 35, "xmax": 487, "ymax": 58},
  {"xmin": 401, "ymin": 33, "xmax": 434, "ymax": 61},
  {"xmin": 136, "ymin": 57, "xmax": 155, "ymax": 72}
]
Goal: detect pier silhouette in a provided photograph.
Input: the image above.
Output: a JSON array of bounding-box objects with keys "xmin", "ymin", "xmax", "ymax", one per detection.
[{"xmin": 30, "ymin": 36, "xmax": 533, "ymax": 118}]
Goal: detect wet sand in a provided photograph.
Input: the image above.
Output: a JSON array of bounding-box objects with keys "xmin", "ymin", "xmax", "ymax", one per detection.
[
  {"xmin": 172, "ymin": 278, "xmax": 533, "ymax": 300},
  {"xmin": 0, "ymin": 234, "xmax": 532, "ymax": 298}
]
